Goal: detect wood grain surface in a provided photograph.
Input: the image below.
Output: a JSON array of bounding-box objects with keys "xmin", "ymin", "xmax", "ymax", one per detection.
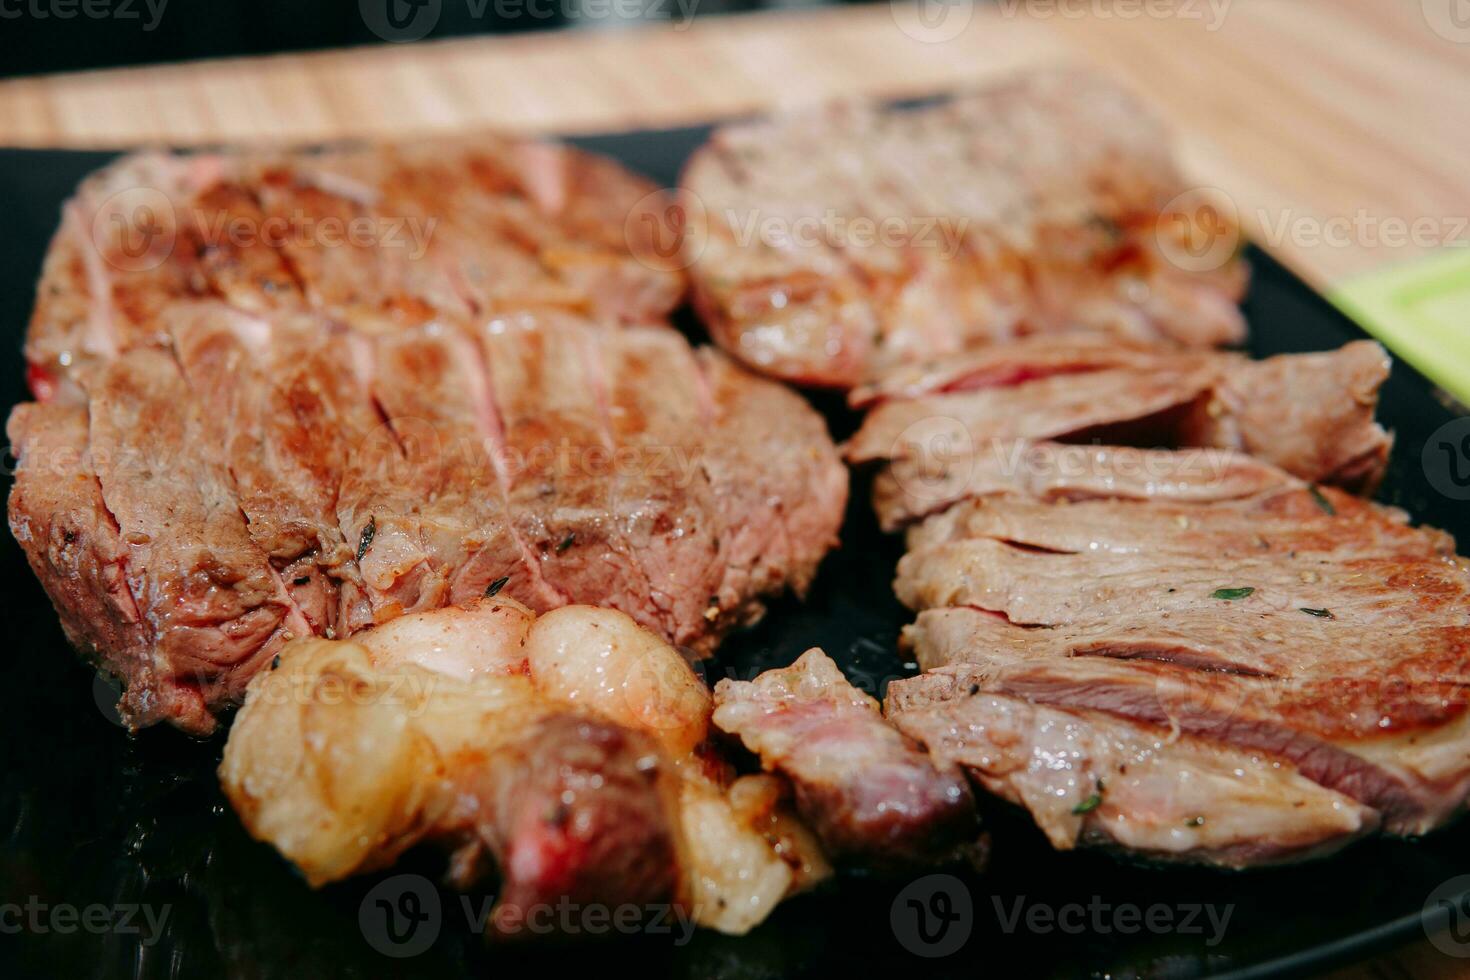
[{"xmin": 1, "ymin": 2, "xmax": 1468, "ymax": 976}]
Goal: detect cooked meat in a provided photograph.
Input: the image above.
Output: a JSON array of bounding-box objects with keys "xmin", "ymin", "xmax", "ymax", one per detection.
[
  {"xmin": 713, "ymin": 649, "xmax": 978, "ymax": 865},
  {"xmin": 871, "ymin": 438, "xmax": 1298, "ymax": 531},
  {"xmin": 25, "ymin": 137, "xmax": 684, "ymax": 402},
  {"xmin": 849, "ymin": 340, "xmax": 1392, "ymax": 510},
  {"xmin": 884, "ymin": 449, "xmax": 1470, "ymax": 867},
  {"xmin": 12, "ymin": 138, "xmax": 845, "ymax": 733},
  {"xmin": 681, "ymin": 68, "xmax": 1248, "ymax": 388},
  {"xmin": 220, "ymin": 600, "xmax": 832, "ymax": 936}
]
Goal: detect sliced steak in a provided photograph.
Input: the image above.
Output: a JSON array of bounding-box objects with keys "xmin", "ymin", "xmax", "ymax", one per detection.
[
  {"xmin": 889, "ymin": 448, "xmax": 1470, "ymax": 862},
  {"xmin": 713, "ymin": 649, "xmax": 977, "ymax": 864},
  {"xmin": 886, "ymin": 674, "xmax": 1380, "ymax": 868},
  {"xmin": 682, "ymin": 68, "xmax": 1247, "ymax": 388},
  {"xmin": 848, "ymin": 341, "xmax": 1392, "ymax": 496},
  {"xmin": 81, "ymin": 348, "xmax": 310, "ymax": 733},
  {"xmin": 12, "ymin": 145, "xmax": 845, "ymax": 733},
  {"xmin": 873, "ymin": 439, "xmax": 1295, "ymax": 530}
]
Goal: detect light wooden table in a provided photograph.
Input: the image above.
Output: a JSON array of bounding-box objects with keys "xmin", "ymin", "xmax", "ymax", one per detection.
[{"xmin": 1, "ymin": 2, "xmax": 1467, "ymax": 976}]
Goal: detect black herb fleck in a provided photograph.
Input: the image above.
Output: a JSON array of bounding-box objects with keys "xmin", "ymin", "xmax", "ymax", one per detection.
[
  {"xmin": 1300, "ymin": 607, "xmax": 1334, "ymax": 619},
  {"xmin": 1308, "ymin": 484, "xmax": 1336, "ymax": 516},
  {"xmin": 292, "ymin": 575, "xmax": 311, "ymax": 586},
  {"xmin": 485, "ymin": 576, "xmax": 510, "ymax": 598},
  {"xmin": 356, "ymin": 516, "xmax": 376, "ymax": 561},
  {"xmin": 270, "ymin": 655, "xmax": 281, "ymax": 671},
  {"xmin": 555, "ymin": 532, "xmax": 576, "ymax": 554},
  {"xmin": 1212, "ymin": 587, "xmax": 1255, "ymax": 601},
  {"xmin": 1185, "ymin": 816, "xmax": 1205, "ymax": 827},
  {"xmin": 1072, "ymin": 793, "xmax": 1102, "ymax": 815}
]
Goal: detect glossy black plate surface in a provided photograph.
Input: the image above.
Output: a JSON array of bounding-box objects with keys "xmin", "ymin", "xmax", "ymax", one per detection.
[{"xmin": 1, "ymin": 123, "xmax": 1467, "ymax": 979}]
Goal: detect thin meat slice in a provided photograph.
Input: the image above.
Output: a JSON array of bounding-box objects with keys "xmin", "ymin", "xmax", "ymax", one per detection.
[
  {"xmin": 593, "ymin": 326, "xmax": 724, "ymax": 648},
  {"xmin": 848, "ymin": 342, "xmax": 1392, "ymax": 494},
  {"xmin": 478, "ymin": 313, "xmax": 655, "ymax": 626},
  {"xmin": 168, "ymin": 302, "xmax": 385, "ymax": 638},
  {"xmin": 848, "ymin": 334, "xmax": 1210, "ymax": 408},
  {"xmin": 905, "ymin": 486, "xmax": 1453, "ymax": 561},
  {"xmin": 895, "ymin": 538, "xmax": 1470, "ymax": 630},
  {"xmin": 338, "ymin": 325, "xmax": 548, "ymax": 624},
  {"xmin": 82, "ymin": 348, "xmax": 309, "ymax": 733},
  {"xmin": 873, "ymin": 439, "xmax": 1294, "ymax": 531},
  {"xmin": 682, "ymin": 68, "xmax": 1247, "ymax": 388},
  {"xmin": 713, "ymin": 649, "xmax": 977, "ymax": 864},
  {"xmin": 904, "ymin": 606, "xmax": 1470, "ymax": 711},
  {"xmin": 694, "ymin": 349, "xmax": 848, "ymax": 635},
  {"xmin": 7, "ymin": 402, "xmax": 156, "ymax": 719},
  {"xmin": 885, "ymin": 675, "xmax": 1378, "ymax": 868}
]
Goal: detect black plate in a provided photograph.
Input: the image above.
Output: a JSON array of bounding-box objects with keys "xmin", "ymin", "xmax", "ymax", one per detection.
[{"xmin": 2, "ymin": 123, "xmax": 1468, "ymax": 980}]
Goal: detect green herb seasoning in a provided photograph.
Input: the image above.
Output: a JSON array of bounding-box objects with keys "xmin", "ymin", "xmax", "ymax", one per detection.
[
  {"xmin": 1308, "ymin": 485, "xmax": 1336, "ymax": 516},
  {"xmin": 1299, "ymin": 607, "xmax": 1334, "ymax": 619},
  {"xmin": 485, "ymin": 576, "xmax": 510, "ymax": 598},
  {"xmin": 1211, "ymin": 587, "xmax": 1255, "ymax": 601},
  {"xmin": 1073, "ymin": 793, "xmax": 1102, "ymax": 815}
]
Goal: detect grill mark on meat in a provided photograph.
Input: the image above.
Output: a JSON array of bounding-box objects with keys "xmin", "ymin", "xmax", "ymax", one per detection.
[
  {"xmin": 595, "ymin": 328, "xmax": 725, "ymax": 645},
  {"xmin": 80, "ymin": 348, "xmax": 306, "ymax": 732},
  {"xmin": 458, "ymin": 327, "xmax": 564, "ymax": 611},
  {"xmin": 566, "ymin": 326, "xmax": 661, "ymax": 626}
]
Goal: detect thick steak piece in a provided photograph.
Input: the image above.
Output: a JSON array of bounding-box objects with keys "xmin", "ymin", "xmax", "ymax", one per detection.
[
  {"xmin": 9, "ymin": 312, "xmax": 845, "ymax": 732},
  {"xmin": 680, "ymin": 68, "xmax": 1247, "ymax": 388},
  {"xmin": 11, "ymin": 139, "xmax": 846, "ymax": 732},
  {"xmin": 852, "ymin": 339, "xmax": 1392, "ymax": 528},
  {"xmin": 24, "ymin": 135, "xmax": 684, "ymax": 402},
  {"xmin": 886, "ymin": 449, "xmax": 1470, "ymax": 866},
  {"xmin": 713, "ymin": 649, "xmax": 977, "ymax": 865}
]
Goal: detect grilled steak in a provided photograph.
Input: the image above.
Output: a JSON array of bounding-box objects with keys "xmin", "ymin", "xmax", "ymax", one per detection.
[
  {"xmin": 849, "ymin": 339, "xmax": 1392, "ymax": 528},
  {"xmin": 9, "ymin": 142, "xmax": 848, "ymax": 735},
  {"xmin": 712, "ymin": 649, "xmax": 977, "ymax": 865},
  {"xmin": 681, "ymin": 69, "xmax": 1248, "ymax": 388},
  {"xmin": 884, "ymin": 450, "xmax": 1470, "ymax": 867},
  {"xmin": 25, "ymin": 136, "xmax": 684, "ymax": 403}
]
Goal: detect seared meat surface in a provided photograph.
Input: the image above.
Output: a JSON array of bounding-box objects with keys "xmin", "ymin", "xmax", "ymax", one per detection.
[
  {"xmin": 849, "ymin": 338, "xmax": 1392, "ymax": 528},
  {"xmin": 884, "ymin": 449, "xmax": 1470, "ymax": 867},
  {"xmin": 681, "ymin": 69, "xmax": 1247, "ymax": 388},
  {"xmin": 9, "ymin": 142, "xmax": 848, "ymax": 734},
  {"xmin": 712, "ymin": 649, "xmax": 978, "ymax": 865}
]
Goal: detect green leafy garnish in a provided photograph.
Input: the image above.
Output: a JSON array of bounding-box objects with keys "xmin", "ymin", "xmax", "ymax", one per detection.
[
  {"xmin": 1299, "ymin": 607, "xmax": 1334, "ymax": 619},
  {"xmin": 1212, "ymin": 587, "xmax": 1255, "ymax": 601},
  {"xmin": 556, "ymin": 532, "xmax": 576, "ymax": 554},
  {"xmin": 1073, "ymin": 794, "xmax": 1102, "ymax": 815},
  {"xmin": 1308, "ymin": 485, "xmax": 1336, "ymax": 516}
]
